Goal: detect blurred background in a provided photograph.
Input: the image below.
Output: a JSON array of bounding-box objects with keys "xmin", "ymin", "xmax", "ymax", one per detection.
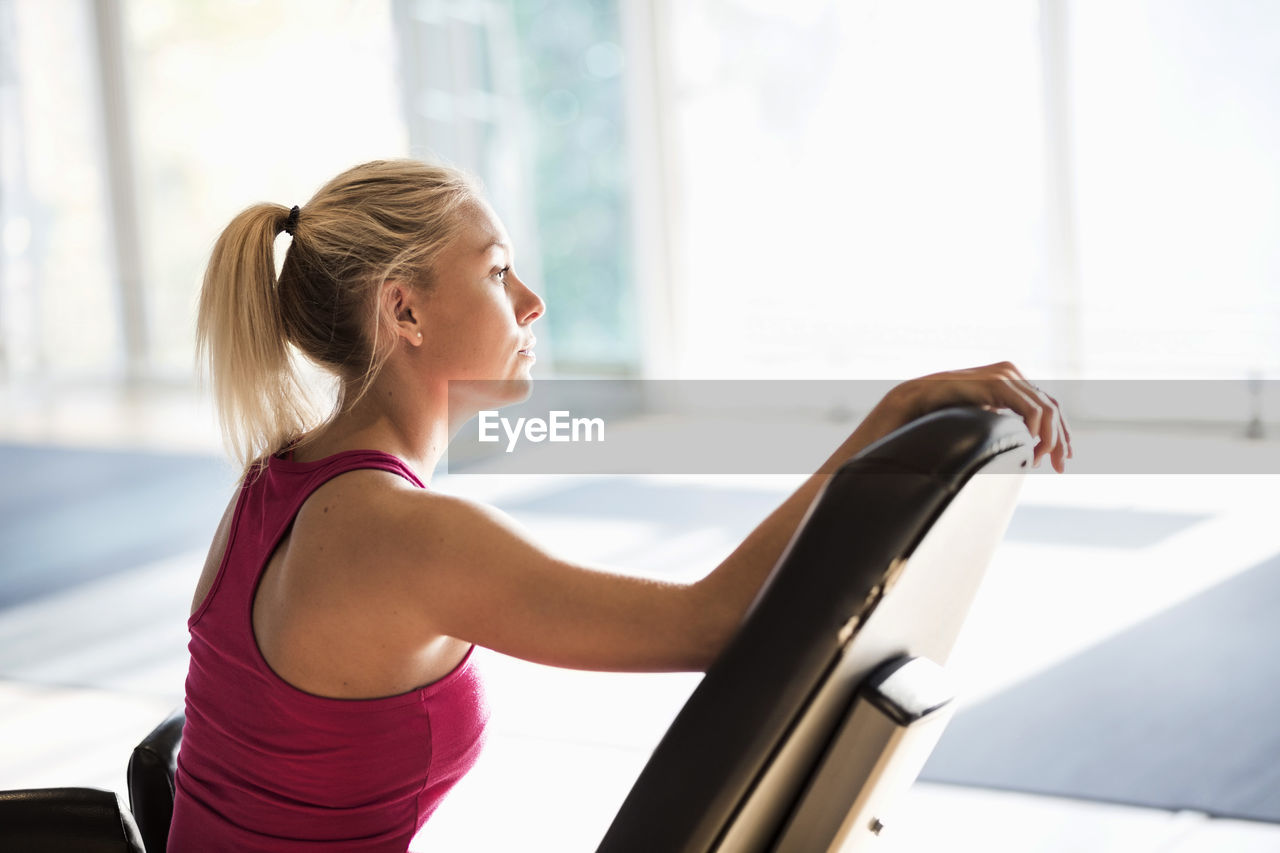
[
  {"xmin": 2, "ymin": 1, "xmax": 1279, "ymax": 851},
  {"xmin": 4, "ymin": 0, "xmax": 1278, "ymax": 389}
]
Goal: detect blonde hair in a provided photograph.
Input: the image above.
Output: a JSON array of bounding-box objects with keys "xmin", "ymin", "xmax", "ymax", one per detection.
[{"xmin": 196, "ymin": 159, "xmax": 481, "ymax": 471}]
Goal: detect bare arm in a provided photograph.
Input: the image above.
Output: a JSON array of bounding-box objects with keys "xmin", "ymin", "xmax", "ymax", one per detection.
[
  {"xmin": 372, "ymin": 362, "xmax": 1069, "ymax": 673},
  {"xmin": 690, "ymin": 361, "xmax": 1072, "ymax": 654}
]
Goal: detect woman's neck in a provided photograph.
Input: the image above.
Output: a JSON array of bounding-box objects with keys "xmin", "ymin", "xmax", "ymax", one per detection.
[{"xmin": 291, "ymin": 378, "xmax": 460, "ymax": 483}]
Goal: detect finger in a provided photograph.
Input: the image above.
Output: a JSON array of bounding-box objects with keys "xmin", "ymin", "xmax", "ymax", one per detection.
[
  {"xmin": 1033, "ymin": 396, "xmax": 1056, "ymax": 468},
  {"xmin": 1047, "ymin": 395, "xmax": 1075, "ymax": 471},
  {"xmin": 995, "ymin": 379, "xmax": 1046, "ymax": 462},
  {"xmin": 1049, "ymin": 413, "xmax": 1067, "ymax": 473},
  {"xmin": 999, "ymin": 375, "xmax": 1051, "ymax": 454},
  {"xmin": 1027, "ymin": 383, "xmax": 1061, "ymax": 467},
  {"xmin": 1041, "ymin": 401, "xmax": 1062, "ymax": 471},
  {"xmin": 1050, "ymin": 395, "xmax": 1073, "ymax": 459},
  {"xmin": 1034, "ymin": 388, "xmax": 1071, "ymax": 463}
]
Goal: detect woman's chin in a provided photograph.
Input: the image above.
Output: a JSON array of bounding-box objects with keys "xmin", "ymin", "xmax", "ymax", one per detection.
[
  {"xmin": 447, "ymin": 377, "xmax": 534, "ymax": 413},
  {"xmin": 500, "ymin": 375, "xmax": 535, "ymax": 405}
]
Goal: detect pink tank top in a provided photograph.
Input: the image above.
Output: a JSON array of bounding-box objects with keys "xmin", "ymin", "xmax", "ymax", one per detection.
[{"xmin": 170, "ymin": 450, "xmax": 488, "ymax": 852}]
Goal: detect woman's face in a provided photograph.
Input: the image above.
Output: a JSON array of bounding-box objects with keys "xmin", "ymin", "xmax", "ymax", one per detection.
[{"xmin": 410, "ymin": 201, "xmax": 545, "ymax": 408}]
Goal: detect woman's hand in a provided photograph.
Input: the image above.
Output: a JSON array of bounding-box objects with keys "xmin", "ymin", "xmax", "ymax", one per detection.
[{"xmin": 876, "ymin": 361, "xmax": 1073, "ymax": 473}]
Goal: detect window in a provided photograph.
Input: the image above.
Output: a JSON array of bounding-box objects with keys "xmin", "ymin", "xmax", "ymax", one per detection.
[
  {"xmin": 127, "ymin": 0, "xmax": 407, "ymax": 379},
  {"xmin": 1070, "ymin": 0, "xmax": 1280, "ymax": 379},
  {"xmin": 2, "ymin": 0, "xmax": 121, "ymax": 381},
  {"xmin": 393, "ymin": 0, "xmax": 638, "ymax": 375},
  {"xmin": 640, "ymin": 0, "xmax": 1280, "ymax": 384}
]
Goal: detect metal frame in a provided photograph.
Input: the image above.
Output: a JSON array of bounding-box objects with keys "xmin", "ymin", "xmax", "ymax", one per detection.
[{"xmin": 91, "ymin": 0, "xmax": 147, "ymax": 385}]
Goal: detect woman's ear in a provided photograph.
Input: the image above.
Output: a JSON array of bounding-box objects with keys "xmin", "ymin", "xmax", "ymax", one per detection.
[{"xmin": 383, "ymin": 279, "xmax": 424, "ymax": 346}]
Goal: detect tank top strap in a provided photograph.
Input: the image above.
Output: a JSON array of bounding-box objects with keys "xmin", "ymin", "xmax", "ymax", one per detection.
[
  {"xmin": 190, "ymin": 449, "xmax": 424, "ymax": 629},
  {"xmin": 274, "ymin": 448, "xmax": 426, "ymax": 490}
]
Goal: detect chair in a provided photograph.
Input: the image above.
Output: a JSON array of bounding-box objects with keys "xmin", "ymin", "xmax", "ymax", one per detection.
[
  {"xmin": 106, "ymin": 406, "xmax": 1028, "ymax": 851},
  {"xmin": 596, "ymin": 406, "xmax": 1031, "ymax": 852},
  {"xmin": 0, "ymin": 705, "xmax": 183, "ymax": 853},
  {"xmin": 127, "ymin": 705, "xmax": 186, "ymax": 853},
  {"xmin": 0, "ymin": 786, "xmax": 145, "ymax": 852}
]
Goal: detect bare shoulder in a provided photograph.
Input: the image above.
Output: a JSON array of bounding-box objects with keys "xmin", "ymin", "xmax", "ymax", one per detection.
[
  {"xmin": 376, "ymin": 487, "xmax": 546, "ymax": 556},
  {"xmin": 293, "ymin": 467, "xmax": 421, "ymax": 528},
  {"xmin": 289, "ymin": 468, "xmax": 438, "ymax": 561},
  {"xmin": 287, "ymin": 470, "xmax": 539, "ymax": 578}
]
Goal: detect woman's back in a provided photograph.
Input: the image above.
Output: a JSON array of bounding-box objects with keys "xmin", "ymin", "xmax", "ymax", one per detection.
[{"xmin": 170, "ymin": 450, "xmax": 488, "ymax": 852}]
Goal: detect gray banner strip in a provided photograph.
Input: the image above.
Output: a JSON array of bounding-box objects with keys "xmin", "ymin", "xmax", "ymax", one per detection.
[{"xmin": 444, "ymin": 380, "xmax": 1280, "ymax": 475}]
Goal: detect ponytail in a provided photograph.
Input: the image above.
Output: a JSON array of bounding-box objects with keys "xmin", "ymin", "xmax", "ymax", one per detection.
[
  {"xmin": 196, "ymin": 160, "xmax": 482, "ymax": 473},
  {"xmin": 196, "ymin": 204, "xmax": 325, "ymax": 473}
]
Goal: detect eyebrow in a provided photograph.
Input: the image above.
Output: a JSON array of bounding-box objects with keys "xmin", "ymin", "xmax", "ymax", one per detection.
[{"xmin": 482, "ymin": 240, "xmax": 510, "ymax": 255}]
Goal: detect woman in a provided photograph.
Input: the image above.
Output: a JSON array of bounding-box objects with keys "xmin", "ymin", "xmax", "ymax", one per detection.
[{"xmin": 169, "ymin": 159, "xmax": 1070, "ymax": 851}]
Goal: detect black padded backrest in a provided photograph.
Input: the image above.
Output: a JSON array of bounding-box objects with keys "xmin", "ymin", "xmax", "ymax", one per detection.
[
  {"xmin": 0, "ymin": 787, "xmax": 145, "ymax": 853},
  {"xmin": 127, "ymin": 706, "xmax": 185, "ymax": 853},
  {"xmin": 597, "ymin": 407, "xmax": 1031, "ymax": 853}
]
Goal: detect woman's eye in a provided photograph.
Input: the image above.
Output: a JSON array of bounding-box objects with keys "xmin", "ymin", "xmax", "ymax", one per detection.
[{"xmin": 495, "ymin": 266, "xmax": 511, "ymax": 284}]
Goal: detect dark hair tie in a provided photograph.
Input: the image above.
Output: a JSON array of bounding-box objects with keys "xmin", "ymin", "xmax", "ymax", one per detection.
[{"xmin": 283, "ymin": 205, "xmax": 300, "ymax": 236}]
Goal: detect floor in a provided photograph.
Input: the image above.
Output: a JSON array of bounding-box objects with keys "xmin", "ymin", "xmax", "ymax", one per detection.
[{"xmin": 1, "ymin": 384, "xmax": 1278, "ymax": 852}]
